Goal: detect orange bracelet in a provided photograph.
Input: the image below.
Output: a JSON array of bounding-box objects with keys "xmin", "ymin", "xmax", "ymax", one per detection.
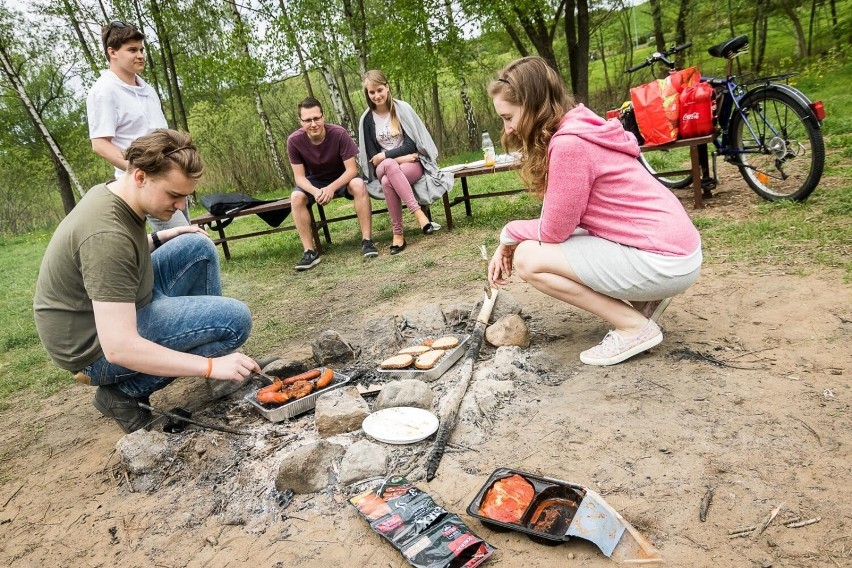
[{"xmin": 204, "ymin": 357, "xmax": 213, "ymax": 379}]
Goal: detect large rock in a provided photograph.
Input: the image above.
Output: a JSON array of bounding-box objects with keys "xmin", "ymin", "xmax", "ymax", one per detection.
[
  {"xmin": 275, "ymin": 440, "xmax": 345, "ymax": 494},
  {"xmin": 116, "ymin": 430, "xmax": 171, "ymax": 474},
  {"xmin": 485, "ymin": 314, "xmax": 530, "ymax": 347},
  {"xmin": 361, "ymin": 316, "xmax": 403, "ymax": 362},
  {"xmin": 443, "ymin": 303, "xmax": 473, "ymax": 328},
  {"xmin": 262, "ymin": 359, "xmax": 310, "ymax": 378},
  {"xmin": 402, "ymin": 303, "xmax": 446, "ymax": 333},
  {"xmin": 373, "ymin": 379, "xmax": 433, "ymax": 411},
  {"xmin": 338, "ymin": 440, "xmax": 388, "ymax": 485},
  {"xmin": 315, "ymin": 386, "xmax": 370, "ymax": 437},
  {"xmin": 460, "ymin": 379, "xmax": 516, "ymax": 422},
  {"xmin": 312, "ymin": 330, "xmax": 355, "ymax": 366}
]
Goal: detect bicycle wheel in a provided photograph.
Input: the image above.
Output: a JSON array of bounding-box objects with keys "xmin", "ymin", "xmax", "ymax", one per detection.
[
  {"xmin": 730, "ymin": 90, "xmax": 825, "ymax": 201},
  {"xmin": 637, "ymin": 151, "xmax": 693, "ymax": 189}
]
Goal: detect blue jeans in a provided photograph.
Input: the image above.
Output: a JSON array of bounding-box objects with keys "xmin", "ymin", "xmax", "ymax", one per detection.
[{"xmin": 82, "ymin": 233, "xmax": 253, "ymax": 398}]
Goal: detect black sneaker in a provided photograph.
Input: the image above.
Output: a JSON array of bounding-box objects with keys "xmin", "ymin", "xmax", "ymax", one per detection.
[
  {"xmin": 361, "ymin": 239, "xmax": 379, "ymax": 258},
  {"xmin": 93, "ymin": 385, "xmax": 152, "ymax": 434},
  {"xmin": 295, "ymin": 249, "xmax": 321, "ymax": 271}
]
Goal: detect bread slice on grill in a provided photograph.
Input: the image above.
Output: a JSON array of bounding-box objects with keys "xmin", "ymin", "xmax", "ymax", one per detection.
[
  {"xmin": 415, "ymin": 349, "xmax": 446, "ymax": 369},
  {"xmin": 380, "ymin": 353, "xmax": 414, "ymax": 369},
  {"xmin": 399, "ymin": 345, "xmax": 433, "ymax": 356},
  {"xmin": 431, "ymin": 336, "xmax": 460, "ymax": 350}
]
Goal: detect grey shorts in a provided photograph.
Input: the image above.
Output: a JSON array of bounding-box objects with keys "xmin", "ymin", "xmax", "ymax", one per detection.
[{"xmin": 560, "ymin": 234, "xmax": 701, "ymax": 302}]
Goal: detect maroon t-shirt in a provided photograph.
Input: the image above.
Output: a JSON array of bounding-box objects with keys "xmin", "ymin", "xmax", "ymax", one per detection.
[{"xmin": 286, "ymin": 123, "xmax": 359, "ymax": 180}]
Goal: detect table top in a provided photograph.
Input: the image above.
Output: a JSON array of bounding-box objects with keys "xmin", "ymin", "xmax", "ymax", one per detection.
[{"xmin": 444, "ymin": 159, "xmax": 520, "ymax": 178}]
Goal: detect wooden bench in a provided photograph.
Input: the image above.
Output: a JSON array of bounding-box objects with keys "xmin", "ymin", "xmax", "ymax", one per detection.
[
  {"xmin": 191, "ymin": 163, "xmax": 524, "ymax": 259},
  {"xmin": 639, "ymin": 134, "xmax": 715, "ymax": 208}
]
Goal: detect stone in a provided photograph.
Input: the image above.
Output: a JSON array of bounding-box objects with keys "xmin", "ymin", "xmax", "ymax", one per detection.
[
  {"xmin": 312, "ymin": 330, "xmax": 355, "ymax": 366},
  {"xmin": 315, "ymin": 386, "xmax": 370, "ymax": 437},
  {"xmin": 460, "ymin": 379, "xmax": 515, "ymax": 421},
  {"xmin": 116, "ymin": 429, "xmax": 171, "ymax": 474},
  {"xmin": 338, "ymin": 440, "xmax": 389, "ymax": 485},
  {"xmin": 275, "ymin": 440, "xmax": 345, "ymax": 494},
  {"xmin": 262, "ymin": 359, "xmax": 310, "ymax": 378},
  {"xmin": 361, "ymin": 316, "xmax": 403, "ymax": 362},
  {"xmin": 402, "ymin": 303, "xmax": 446, "ymax": 332},
  {"xmin": 443, "ymin": 303, "xmax": 473, "ymax": 327},
  {"xmin": 471, "ymin": 290, "xmax": 523, "ymax": 324},
  {"xmin": 485, "ymin": 314, "xmax": 530, "ymax": 347},
  {"xmin": 206, "ymin": 377, "xmax": 250, "ymax": 399},
  {"xmin": 373, "ymin": 379, "xmax": 433, "ymax": 411}
]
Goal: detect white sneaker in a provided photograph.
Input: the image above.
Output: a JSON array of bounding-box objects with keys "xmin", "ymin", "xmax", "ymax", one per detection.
[{"xmin": 580, "ymin": 319, "xmax": 663, "ymax": 366}]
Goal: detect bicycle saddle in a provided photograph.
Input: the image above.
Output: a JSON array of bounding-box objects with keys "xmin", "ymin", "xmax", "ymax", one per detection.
[{"xmin": 708, "ymin": 36, "xmax": 749, "ymax": 59}]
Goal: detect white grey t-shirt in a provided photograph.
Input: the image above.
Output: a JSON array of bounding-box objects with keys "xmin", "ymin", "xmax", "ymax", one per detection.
[
  {"xmin": 373, "ymin": 111, "xmax": 403, "ymax": 151},
  {"xmin": 86, "ymin": 70, "xmax": 168, "ymax": 179}
]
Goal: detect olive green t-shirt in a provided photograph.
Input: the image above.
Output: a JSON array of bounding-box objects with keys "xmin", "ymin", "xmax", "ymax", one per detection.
[{"xmin": 33, "ymin": 183, "xmax": 153, "ymax": 372}]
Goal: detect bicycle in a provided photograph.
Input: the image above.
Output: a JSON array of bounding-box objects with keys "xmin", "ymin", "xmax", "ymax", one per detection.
[{"xmin": 617, "ymin": 36, "xmax": 826, "ymax": 202}]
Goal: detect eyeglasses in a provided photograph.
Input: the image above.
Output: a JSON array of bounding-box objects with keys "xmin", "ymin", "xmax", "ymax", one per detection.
[
  {"xmin": 105, "ymin": 20, "xmax": 129, "ymax": 44},
  {"xmin": 300, "ymin": 116, "xmax": 323, "ymax": 125}
]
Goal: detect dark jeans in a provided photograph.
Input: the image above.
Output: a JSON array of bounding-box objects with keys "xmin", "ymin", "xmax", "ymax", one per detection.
[{"xmin": 81, "ymin": 233, "xmax": 252, "ymax": 398}]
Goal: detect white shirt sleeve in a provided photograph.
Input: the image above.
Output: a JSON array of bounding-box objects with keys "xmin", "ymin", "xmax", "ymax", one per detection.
[{"xmin": 86, "ymin": 84, "xmax": 117, "ymax": 140}]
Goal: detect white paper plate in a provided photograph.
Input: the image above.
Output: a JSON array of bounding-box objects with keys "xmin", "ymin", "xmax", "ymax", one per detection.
[
  {"xmin": 362, "ymin": 407, "xmax": 439, "ymax": 444},
  {"xmin": 441, "ymin": 164, "xmax": 467, "ymax": 173}
]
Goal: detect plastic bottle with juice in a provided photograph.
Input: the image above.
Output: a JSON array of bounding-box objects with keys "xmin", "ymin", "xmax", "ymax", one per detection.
[{"xmin": 481, "ymin": 131, "xmax": 496, "ymax": 167}]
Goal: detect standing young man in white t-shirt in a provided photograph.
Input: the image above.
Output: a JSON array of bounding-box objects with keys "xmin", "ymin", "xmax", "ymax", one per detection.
[{"xmin": 86, "ymin": 21, "xmax": 188, "ymax": 231}]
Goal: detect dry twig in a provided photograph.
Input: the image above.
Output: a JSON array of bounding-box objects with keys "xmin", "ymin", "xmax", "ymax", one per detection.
[
  {"xmin": 699, "ymin": 487, "xmax": 714, "ymax": 522},
  {"xmin": 751, "ymin": 502, "xmax": 784, "ymax": 541}
]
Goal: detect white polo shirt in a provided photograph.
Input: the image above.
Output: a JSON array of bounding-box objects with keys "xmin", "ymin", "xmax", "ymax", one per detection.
[{"xmin": 86, "ymin": 70, "xmax": 168, "ymax": 178}]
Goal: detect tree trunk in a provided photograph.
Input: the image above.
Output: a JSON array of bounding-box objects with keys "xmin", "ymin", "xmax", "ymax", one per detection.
[
  {"xmin": 752, "ymin": 0, "xmax": 768, "ymax": 72},
  {"xmin": 441, "ymin": 0, "xmax": 477, "ymax": 151},
  {"xmin": 150, "ymin": 0, "xmax": 188, "ymax": 131},
  {"xmin": 459, "ymin": 78, "xmax": 478, "ymax": 152},
  {"xmin": 321, "ymin": 66, "xmax": 355, "ymax": 139},
  {"xmin": 648, "ymin": 0, "xmax": 666, "ymax": 51},
  {"xmin": 497, "ymin": 13, "xmax": 530, "ymax": 57},
  {"xmin": 227, "ymin": 0, "xmax": 288, "ymax": 183},
  {"xmin": 62, "ymin": 0, "xmax": 99, "ymax": 76},
  {"xmin": 598, "ymin": 29, "xmax": 612, "ymax": 99},
  {"xmin": 337, "ymin": 66, "xmax": 358, "ymax": 128},
  {"xmin": 782, "ymin": 5, "xmax": 808, "ymax": 58},
  {"xmin": 512, "ymin": 2, "xmax": 565, "ymax": 79},
  {"xmin": 674, "ymin": 0, "xmax": 691, "ymax": 69},
  {"xmin": 275, "ymin": 0, "xmax": 314, "ymax": 97},
  {"xmin": 342, "ymin": 0, "xmax": 368, "ymax": 76},
  {"xmin": 131, "ymin": 0, "xmax": 171, "ymax": 126},
  {"xmin": 564, "ymin": 0, "xmax": 590, "ymax": 104},
  {"xmin": 0, "ymin": 43, "xmax": 83, "ymax": 209}
]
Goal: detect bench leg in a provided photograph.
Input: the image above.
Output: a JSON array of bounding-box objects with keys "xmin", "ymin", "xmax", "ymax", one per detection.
[
  {"xmin": 316, "ymin": 204, "xmax": 332, "ymax": 244},
  {"xmin": 442, "ymin": 193, "xmax": 454, "ymax": 231},
  {"xmin": 214, "ymin": 224, "xmax": 231, "ymax": 260},
  {"xmin": 690, "ymin": 144, "xmax": 704, "ymax": 209},
  {"xmin": 308, "ymin": 205, "xmax": 324, "ymax": 255},
  {"xmin": 461, "ymin": 177, "xmax": 473, "ymax": 217}
]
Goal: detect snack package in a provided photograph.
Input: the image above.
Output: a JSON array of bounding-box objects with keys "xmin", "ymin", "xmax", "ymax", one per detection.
[
  {"xmin": 631, "ymin": 66, "xmax": 700, "ymax": 145},
  {"xmin": 350, "ymin": 477, "xmax": 494, "ymax": 568}
]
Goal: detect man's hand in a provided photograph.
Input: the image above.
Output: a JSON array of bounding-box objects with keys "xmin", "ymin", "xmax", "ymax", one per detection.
[
  {"xmin": 315, "ymin": 186, "xmax": 334, "ymax": 206},
  {"xmin": 488, "ymin": 243, "xmax": 517, "ymax": 288},
  {"xmin": 209, "ymin": 352, "xmax": 260, "ymax": 382},
  {"xmin": 163, "ymin": 225, "xmax": 211, "ymax": 242}
]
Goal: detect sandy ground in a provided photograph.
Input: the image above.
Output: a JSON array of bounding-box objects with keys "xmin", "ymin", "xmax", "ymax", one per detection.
[{"xmin": 1, "ymin": 186, "xmax": 850, "ymax": 568}]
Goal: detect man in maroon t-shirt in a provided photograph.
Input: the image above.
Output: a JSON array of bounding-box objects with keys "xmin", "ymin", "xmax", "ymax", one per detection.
[{"xmin": 287, "ymin": 97, "xmax": 378, "ymax": 271}]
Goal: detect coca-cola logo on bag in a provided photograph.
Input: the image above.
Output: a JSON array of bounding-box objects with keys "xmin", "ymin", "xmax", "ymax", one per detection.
[{"xmin": 682, "ymin": 112, "xmax": 701, "ymax": 122}]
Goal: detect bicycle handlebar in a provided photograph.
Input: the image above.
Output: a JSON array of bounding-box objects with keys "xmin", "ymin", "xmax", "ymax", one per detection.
[{"xmin": 626, "ymin": 42, "xmax": 693, "ymax": 74}]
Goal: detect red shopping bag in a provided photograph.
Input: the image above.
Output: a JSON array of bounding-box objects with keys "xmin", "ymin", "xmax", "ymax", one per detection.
[
  {"xmin": 679, "ymin": 81, "xmax": 715, "ymax": 138},
  {"xmin": 631, "ymin": 67, "xmax": 700, "ymax": 146}
]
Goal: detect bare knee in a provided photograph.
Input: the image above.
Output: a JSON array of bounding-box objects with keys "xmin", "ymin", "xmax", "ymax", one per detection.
[
  {"xmin": 348, "ymin": 178, "xmax": 367, "ymax": 199},
  {"xmin": 291, "ymin": 190, "xmax": 309, "ymax": 210},
  {"xmin": 513, "ymin": 241, "xmax": 539, "ymax": 281}
]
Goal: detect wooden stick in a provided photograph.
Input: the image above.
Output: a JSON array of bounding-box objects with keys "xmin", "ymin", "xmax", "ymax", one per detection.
[
  {"xmin": 425, "ymin": 289, "xmax": 498, "ymax": 481},
  {"xmin": 699, "ymin": 487, "xmax": 714, "ymax": 522},
  {"xmin": 751, "ymin": 502, "xmax": 784, "ymax": 541},
  {"xmin": 785, "ymin": 517, "xmax": 820, "ymax": 528}
]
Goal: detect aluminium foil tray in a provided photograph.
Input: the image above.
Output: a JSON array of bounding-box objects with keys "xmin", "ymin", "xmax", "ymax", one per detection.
[
  {"xmin": 376, "ymin": 334, "xmax": 470, "ymax": 382},
  {"xmin": 245, "ymin": 368, "xmax": 351, "ymax": 423}
]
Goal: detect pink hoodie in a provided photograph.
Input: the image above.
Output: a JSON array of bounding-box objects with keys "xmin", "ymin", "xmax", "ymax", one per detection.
[{"xmin": 501, "ymin": 104, "xmax": 701, "ymax": 256}]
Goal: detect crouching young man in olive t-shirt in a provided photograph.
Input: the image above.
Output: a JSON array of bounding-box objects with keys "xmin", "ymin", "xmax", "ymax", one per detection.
[{"xmin": 33, "ymin": 130, "xmax": 259, "ymax": 434}]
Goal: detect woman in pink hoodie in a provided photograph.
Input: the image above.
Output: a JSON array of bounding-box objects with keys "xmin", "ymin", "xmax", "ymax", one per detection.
[{"xmin": 486, "ymin": 57, "xmax": 702, "ymax": 366}]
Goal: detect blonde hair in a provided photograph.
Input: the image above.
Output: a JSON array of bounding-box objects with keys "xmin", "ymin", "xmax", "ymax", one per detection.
[
  {"xmin": 363, "ymin": 70, "xmax": 401, "ymax": 137},
  {"xmin": 488, "ymin": 57, "xmax": 575, "ymax": 197},
  {"xmin": 124, "ymin": 129, "xmax": 203, "ymax": 181}
]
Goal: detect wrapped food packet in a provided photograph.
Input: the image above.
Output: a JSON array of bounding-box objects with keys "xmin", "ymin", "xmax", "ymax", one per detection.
[{"xmin": 350, "ymin": 476, "xmax": 494, "ymax": 568}]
